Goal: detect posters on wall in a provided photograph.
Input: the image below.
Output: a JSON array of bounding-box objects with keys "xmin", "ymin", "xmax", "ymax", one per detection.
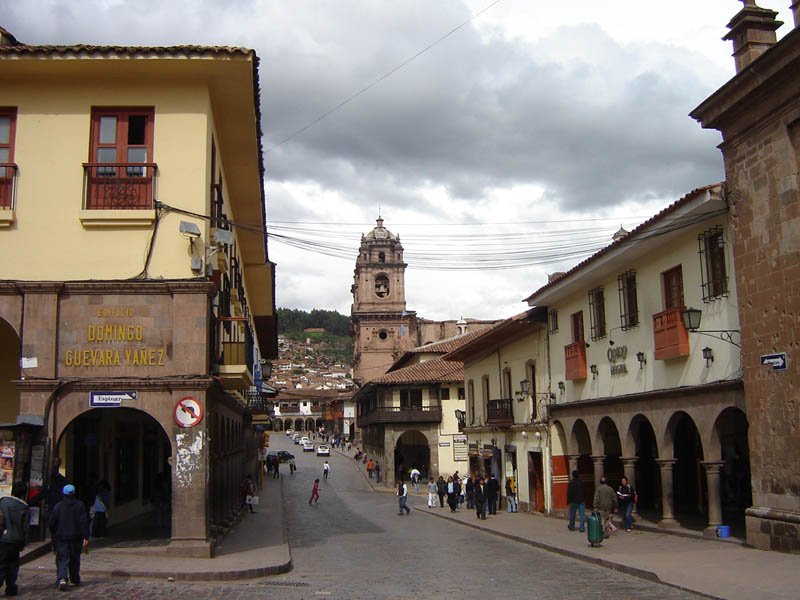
[{"xmin": 0, "ymin": 440, "xmax": 15, "ymax": 497}]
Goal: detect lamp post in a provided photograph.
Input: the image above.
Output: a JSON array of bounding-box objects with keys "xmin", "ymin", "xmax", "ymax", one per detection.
[{"xmin": 680, "ymin": 307, "xmax": 741, "ymax": 348}]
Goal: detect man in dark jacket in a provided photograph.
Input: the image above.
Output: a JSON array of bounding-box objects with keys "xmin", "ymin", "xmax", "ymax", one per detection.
[
  {"xmin": 566, "ymin": 470, "xmax": 586, "ymax": 532},
  {"xmin": 0, "ymin": 482, "xmax": 30, "ymax": 596},
  {"xmin": 48, "ymin": 484, "xmax": 89, "ymax": 591},
  {"xmin": 486, "ymin": 473, "xmax": 500, "ymax": 515},
  {"xmin": 474, "ymin": 477, "xmax": 487, "ymax": 520}
]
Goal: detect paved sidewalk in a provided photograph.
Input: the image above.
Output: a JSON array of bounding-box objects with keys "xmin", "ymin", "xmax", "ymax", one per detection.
[
  {"xmin": 21, "ymin": 474, "xmax": 291, "ymax": 581},
  {"xmin": 337, "ymin": 447, "xmax": 799, "ymax": 600}
]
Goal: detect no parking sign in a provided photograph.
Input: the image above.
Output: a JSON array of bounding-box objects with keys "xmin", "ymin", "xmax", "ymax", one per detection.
[{"xmin": 174, "ymin": 397, "xmax": 203, "ymax": 427}]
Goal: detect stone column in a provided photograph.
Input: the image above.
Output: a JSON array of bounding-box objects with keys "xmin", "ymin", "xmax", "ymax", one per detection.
[
  {"xmin": 591, "ymin": 455, "xmax": 606, "ymax": 487},
  {"xmin": 621, "ymin": 456, "xmax": 638, "ymax": 514},
  {"xmin": 701, "ymin": 461, "xmax": 725, "ymax": 537},
  {"xmin": 656, "ymin": 458, "xmax": 678, "ymax": 528},
  {"xmin": 567, "ymin": 454, "xmax": 580, "ymax": 476}
]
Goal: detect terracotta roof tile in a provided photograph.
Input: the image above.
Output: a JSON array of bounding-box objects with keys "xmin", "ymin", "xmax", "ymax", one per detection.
[{"xmin": 370, "ymin": 358, "xmax": 464, "ymax": 385}]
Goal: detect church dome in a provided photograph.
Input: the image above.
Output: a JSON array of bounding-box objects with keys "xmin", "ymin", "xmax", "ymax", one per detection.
[{"xmin": 364, "ymin": 217, "xmax": 398, "ymax": 241}]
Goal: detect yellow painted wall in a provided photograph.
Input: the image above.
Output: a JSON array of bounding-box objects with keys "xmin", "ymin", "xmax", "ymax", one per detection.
[{"xmin": 1, "ymin": 80, "xmax": 212, "ymax": 280}]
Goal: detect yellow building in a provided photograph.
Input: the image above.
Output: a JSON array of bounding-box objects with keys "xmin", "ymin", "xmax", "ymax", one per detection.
[{"xmin": 0, "ymin": 28, "xmax": 277, "ymax": 556}]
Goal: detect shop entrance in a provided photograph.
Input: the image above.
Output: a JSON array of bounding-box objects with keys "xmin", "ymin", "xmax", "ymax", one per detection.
[
  {"xmin": 58, "ymin": 408, "xmax": 171, "ymax": 541},
  {"xmin": 528, "ymin": 451, "xmax": 544, "ymax": 512},
  {"xmin": 395, "ymin": 430, "xmax": 429, "ymax": 481}
]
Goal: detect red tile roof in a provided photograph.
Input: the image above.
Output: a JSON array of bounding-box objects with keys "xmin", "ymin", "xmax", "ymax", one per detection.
[
  {"xmin": 408, "ymin": 328, "xmax": 494, "ymax": 355},
  {"xmin": 369, "ymin": 358, "xmax": 464, "ymax": 385},
  {"xmin": 0, "ymin": 43, "xmax": 254, "ymax": 58},
  {"xmin": 523, "ymin": 183, "xmax": 724, "ymax": 304}
]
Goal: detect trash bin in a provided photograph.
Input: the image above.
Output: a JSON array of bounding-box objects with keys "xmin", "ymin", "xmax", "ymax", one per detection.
[{"xmin": 716, "ymin": 525, "xmax": 730, "ymax": 538}]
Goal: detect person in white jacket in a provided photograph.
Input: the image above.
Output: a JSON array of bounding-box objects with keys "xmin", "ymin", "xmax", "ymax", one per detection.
[
  {"xmin": 426, "ymin": 478, "xmax": 437, "ymax": 508},
  {"xmin": 397, "ymin": 480, "xmax": 411, "ymax": 515}
]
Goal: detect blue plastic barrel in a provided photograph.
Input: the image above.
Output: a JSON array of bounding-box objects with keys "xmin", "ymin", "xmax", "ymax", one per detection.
[{"xmin": 716, "ymin": 525, "xmax": 730, "ymax": 538}]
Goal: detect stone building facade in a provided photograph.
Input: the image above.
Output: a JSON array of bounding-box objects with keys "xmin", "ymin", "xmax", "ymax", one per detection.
[{"xmin": 691, "ymin": 1, "xmax": 800, "ymax": 553}]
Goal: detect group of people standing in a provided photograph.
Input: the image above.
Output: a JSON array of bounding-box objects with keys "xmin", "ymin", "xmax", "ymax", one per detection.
[
  {"xmin": 419, "ymin": 472, "xmax": 506, "ymax": 520},
  {"xmin": 566, "ymin": 470, "xmax": 637, "ymax": 538}
]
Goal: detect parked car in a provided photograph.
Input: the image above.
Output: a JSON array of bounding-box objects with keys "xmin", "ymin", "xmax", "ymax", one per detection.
[
  {"xmin": 302, "ymin": 441, "xmax": 315, "ymax": 452},
  {"xmin": 316, "ymin": 444, "xmax": 330, "ymax": 457},
  {"xmin": 285, "ymin": 429, "xmax": 294, "ymax": 436},
  {"xmin": 277, "ymin": 450, "xmax": 295, "ymax": 462},
  {"xmin": 293, "ymin": 434, "xmax": 302, "ymax": 444},
  {"xmin": 299, "ymin": 436, "xmax": 310, "ymax": 445}
]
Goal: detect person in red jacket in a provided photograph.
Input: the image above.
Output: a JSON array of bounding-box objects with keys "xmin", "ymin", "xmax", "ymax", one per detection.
[{"xmin": 309, "ymin": 479, "xmax": 320, "ymax": 504}]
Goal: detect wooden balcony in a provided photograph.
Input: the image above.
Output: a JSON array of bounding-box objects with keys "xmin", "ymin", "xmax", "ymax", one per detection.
[
  {"xmin": 486, "ymin": 398, "xmax": 514, "ymax": 427},
  {"xmin": 653, "ymin": 307, "xmax": 690, "ymax": 360},
  {"xmin": 357, "ymin": 405, "xmax": 442, "ymax": 426},
  {"xmin": 565, "ymin": 341, "xmax": 587, "ymax": 380},
  {"xmin": 0, "ymin": 163, "xmax": 17, "ymax": 210},
  {"xmin": 83, "ymin": 162, "xmax": 157, "ymax": 209}
]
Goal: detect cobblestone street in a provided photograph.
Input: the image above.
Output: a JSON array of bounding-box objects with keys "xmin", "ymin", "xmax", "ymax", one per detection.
[{"xmin": 15, "ymin": 436, "xmax": 709, "ymax": 599}]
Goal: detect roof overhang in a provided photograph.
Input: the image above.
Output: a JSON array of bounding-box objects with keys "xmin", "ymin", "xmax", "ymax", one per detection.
[{"xmin": 443, "ymin": 307, "xmax": 547, "ymax": 363}]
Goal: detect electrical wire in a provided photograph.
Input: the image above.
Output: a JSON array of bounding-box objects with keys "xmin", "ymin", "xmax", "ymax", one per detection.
[{"xmin": 264, "ymin": 0, "xmax": 504, "ymax": 154}]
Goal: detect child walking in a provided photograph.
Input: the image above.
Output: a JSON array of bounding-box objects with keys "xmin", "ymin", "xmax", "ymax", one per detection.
[{"xmin": 309, "ymin": 479, "xmax": 320, "ymax": 504}]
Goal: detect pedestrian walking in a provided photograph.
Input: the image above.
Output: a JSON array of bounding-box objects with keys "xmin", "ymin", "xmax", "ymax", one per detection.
[
  {"xmin": 48, "ymin": 484, "xmax": 89, "ymax": 591},
  {"xmin": 446, "ymin": 476, "xmax": 458, "ymax": 512},
  {"xmin": 90, "ymin": 480, "xmax": 111, "ymax": 538},
  {"xmin": 505, "ymin": 477, "xmax": 518, "ymax": 513},
  {"xmin": 409, "ymin": 467, "xmax": 421, "ymax": 493},
  {"xmin": 374, "ymin": 462, "xmax": 381, "ymax": 483},
  {"xmin": 593, "ymin": 475, "xmax": 618, "ymax": 538},
  {"xmin": 323, "ymin": 461, "xmax": 331, "ymax": 480},
  {"xmin": 273, "ymin": 460, "xmax": 280, "ymax": 479},
  {"xmin": 486, "ymin": 473, "xmax": 500, "ymax": 515},
  {"xmin": 241, "ymin": 474, "xmax": 256, "ymax": 514},
  {"xmin": 436, "ymin": 476, "xmax": 447, "ymax": 508},
  {"xmin": 617, "ymin": 476, "xmax": 636, "ymax": 531},
  {"xmin": 309, "ymin": 479, "xmax": 320, "ymax": 504},
  {"xmin": 367, "ymin": 459, "xmax": 374, "ymax": 479},
  {"xmin": 465, "ymin": 475, "xmax": 475, "ymax": 509},
  {"xmin": 426, "ymin": 478, "xmax": 437, "ymax": 508},
  {"xmin": 0, "ymin": 482, "xmax": 30, "ymax": 597},
  {"xmin": 289, "ymin": 457, "xmax": 296, "ymax": 475},
  {"xmin": 474, "ymin": 477, "xmax": 487, "ymax": 520},
  {"xmin": 567, "ymin": 470, "xmax": 586, "ymax": 532},
  {"xmin": 397, "ymin": 479, "xmax": 411, "ymax": 515}
]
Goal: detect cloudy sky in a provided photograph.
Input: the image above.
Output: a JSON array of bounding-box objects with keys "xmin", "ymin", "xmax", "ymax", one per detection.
[{"xmin": 1, "ymin": 1, "xmax": 794, "ymax": 321}]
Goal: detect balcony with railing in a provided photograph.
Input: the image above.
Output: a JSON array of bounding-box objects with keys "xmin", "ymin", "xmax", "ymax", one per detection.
[
  {"xmin": 564, "ymin": 341, "xmax": 587, "ymax": 380},
  {"xmin": 82, "ymin": 162, "xmax": 157, "ymax": 210},
  {"xmin": 653, "ymin": 307, "xmax": 690, "ymax": 360},
  {"xmin": 0, "ymin": 163, "xmax": 17, "ymax": 211},
  {"xmin": 213, "ymin": 316, "xmax": 254, "ymax": 389},
  {"xmin": 357, "ymin": 404, "xmax": 442, "ymax": 426},
  {"xmin": 244, "ymin": 390, "xmax": 272, "ymax": 414},
  {"xmin": 486, "ymin": 397, "xmax": 514, "ymax": 427}
]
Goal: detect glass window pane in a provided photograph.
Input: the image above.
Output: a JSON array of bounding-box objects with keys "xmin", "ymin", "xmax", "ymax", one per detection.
[
  {"xmin": 97, "ymin": 147, "xmax": 116, "ymax": 163},
  {"xmin": 0, "ymin": 117, "xmax": 9, "ymax": 144},
  {"xmin": 0, "ymin": 148, "xmax": 8, "ymax": 163},
  {"xmin": 127, "ymin": 147, "xmax": 147, "ymax": 163},
  {"xmin": 128, "ymin": 115, "xmax": 146, "ymax": 145},
  {"xmin": 98, "ymin": 116, "xmax": 116, "ymax": 144}
]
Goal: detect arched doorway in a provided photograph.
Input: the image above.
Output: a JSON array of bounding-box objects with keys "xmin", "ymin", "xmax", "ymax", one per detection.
[
  {"xmin": 714, "ymin": 407, "xmax": 752, "ymax": 532},
  {"xmin": 305, "ymin": 418, "xmax": 314, "ymax": 432},
  {"xmin": 315, "ymin": 417, "xmax": 324, "ymax": 431},
  {"xmin": 0, "ymin": 318, "xmax": 20, "ymax": 424},
  {"xmin": 395, "ymin": 430, "xmax": 429, "ymax": 482},
  {"xmin": 57, "ymin": 408, "xmax": 172, "ymax": 540},
  {"xmin": 630, "ymin": 415, "xmax": 660, "ymax": 513},
  {"xmin": 571, "ymin": 419, "xmax": 594, "ymax": 503},
  {"xmin": 597, "ymin": 417, "xmax": 623, "ymax": 484},
  {"xmin": 295, "ymin": 418, "xmax": 304, "ymax": 431},
  {"xmin": 274, "ymin": 418, "xmax": 284, "ymax": 431},
  {"xmin": 669, "ymin": 411, "xmax": 705, "ymax": 524}
]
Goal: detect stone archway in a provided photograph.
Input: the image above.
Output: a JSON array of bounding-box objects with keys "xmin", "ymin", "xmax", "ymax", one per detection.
[
  {"xmin": 570, "ymin": 419, "xmax": 594, "ymax": 503},
  {"xmin": 713, "ymin": 407, "xmax": 751, "ymax": 534},
  {"xmin": 57, "ymin": 407, "xmax": 172, "ymax": 540},
  {"xmin": 596, "ymin": 416, "xmax": 623, "ymax": 486},
  {"xmin": 274, "ymin": 418, "xmax": 284, "ymax": 431},
  {"xmin": 305, "ymin": 418, "xmax": 315, "ymax": 432},
  {"xmin": 627, "ymin": 414, "xmax": 660, "ymax": 512},
  {"xmin": 295, "ymin": 418, "xmax": 304, "ymax": 431},
  {"xmin": 395, "ymin": 430, "xmax": 430, "ymax": 482},
  {"xmin": 665, "ymin": 411, "xmax": 705, "ymax": 526},
  {"xmin": 0, "ymin": 318, "xmax": 20, "ymax": 424}
]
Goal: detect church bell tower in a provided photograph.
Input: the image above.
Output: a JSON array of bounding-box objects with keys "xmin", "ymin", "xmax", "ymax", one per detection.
[{"xmin": 350, "ymin": 217, "xmax": 416, "ymax": 386}]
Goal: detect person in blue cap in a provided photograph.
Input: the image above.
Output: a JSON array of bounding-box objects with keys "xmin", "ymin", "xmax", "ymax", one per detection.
[{"xmin": 47, "ymin": 484, "xmax": 89, "ymax": 591}]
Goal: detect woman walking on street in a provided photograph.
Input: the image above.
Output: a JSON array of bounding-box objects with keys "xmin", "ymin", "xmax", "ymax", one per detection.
[
  {"xmin": 617, "ymin": 476, "xmax": 636, "ymax": 531},
  {"xmin": 309, "ymin": 479, "xmax": 320, "ymax": 505},
  {"xmin": 436, "ymin": 476, "xmax": 447, "ymax": 508}
]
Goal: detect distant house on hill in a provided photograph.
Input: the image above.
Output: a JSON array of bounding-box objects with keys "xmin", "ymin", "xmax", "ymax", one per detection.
[{"xmin": 304, "ymin": 327, "xmax": 326, "ymax": 333}]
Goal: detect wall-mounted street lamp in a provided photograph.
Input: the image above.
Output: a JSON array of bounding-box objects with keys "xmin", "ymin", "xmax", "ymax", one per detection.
[
  {"xmin": 454, "ymin": 409, "xmax": 466, "ymax": 431},
  {"xmin": 520, "ymin": 379, "xmax": 531, "ymax": 395},
  {"xmin": 558, "ymin": 381, "xmax": 565, "ymax": 392},
  {"xmin": 702, "ymin": 346, "xmax": 714, "ymax": 368},
  {"xmin": 681, "ymin": 307, "xmax": 741, "ymax": 348},
  {"xmin": 636, "ymin": 352, "xmax": 646, "ymax": 369},
  {"xmin": 590, "ymin": 364, "xmax": 598, "ymax": 379}
]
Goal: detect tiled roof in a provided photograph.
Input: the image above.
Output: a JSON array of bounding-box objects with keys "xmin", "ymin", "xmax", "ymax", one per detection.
[
  {"xmin": 0, "ymin": 43, "xmax": 254, "ymax": 58},
  {"xmin": 0, "ymin": 26, "xmax": 20, "ymax": 46},
  {"xmin": 524, "ymin": 183, "xmax": 724, "ymax": 304},
  {"xmin": 369, "ymin": 358, "xmax": 464, "ymax": 385},
  {"xmin": 442, "ymin": 307, "xmax": 547, "ymax": 362},
  {"xmin": 409, "ymin": 328, "xmax": 495, "ymax": 355}
]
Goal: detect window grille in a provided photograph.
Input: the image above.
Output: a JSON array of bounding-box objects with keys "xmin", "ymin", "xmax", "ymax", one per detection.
[
  {"xmin": 698, "ymin": 227, "xmax": 728, "ymax": 301},
  {"xmin": 588, "ymin": 286, "xmax": 606, "ymax": 340},
  {"xmin": 548, "ymin": 309, "xmax": 558, "ymax": 333},
  {"xmin": 617, "ymin": 270, "xmax": 639, "ymax": 330}
]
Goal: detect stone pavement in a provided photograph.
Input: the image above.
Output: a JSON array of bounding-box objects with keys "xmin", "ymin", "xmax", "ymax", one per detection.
[
  {"xmin": 338, "ymin": 445, "xmax": 800, "ymax": 600},
  {"xmin": 21, "ymin": 472, "xmax": 291, "ymax": 581}
]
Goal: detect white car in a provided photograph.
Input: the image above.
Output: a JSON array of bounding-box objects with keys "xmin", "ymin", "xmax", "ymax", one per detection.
[
  {"xmin": 302, "ymin": 441, "xmax": 315, "ymax": 452},
  {"xmin": 299, "ymin": 436, "xmax": 310, "ymax": 445},
  {"xmin": 316, "ymin": 444, "xmax": 330, "ymax": 457},
  {"xmin": 286, "ymin": 429, "xmax": 294, "ymax": 436},
  {"xmin": 293, "ymin": 434, "xmax": 302, "ymax": 444}
]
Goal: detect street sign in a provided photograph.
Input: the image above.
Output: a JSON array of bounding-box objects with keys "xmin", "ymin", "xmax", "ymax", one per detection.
[
  {"xmin": 760, "ymin": 353, "xmax": 787, "ymax": 371},
  {"xmin": 173, "ymin": 397, "xmax": 203, "ymax": 427},
  {"xmin": 90, "ymin": 391, "xmax": 137, "ymax": 407}
]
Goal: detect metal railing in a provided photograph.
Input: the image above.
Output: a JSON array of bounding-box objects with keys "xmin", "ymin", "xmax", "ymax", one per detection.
[
  {"xmin": 357, "ymin": 405, "xmax": 442, "ymax": 426},
  {"xmin": 82, "ymin": 162, "xmax": 157, "ymax": 209},
  {"xmin": 486, "ymin": 397, "xmax": 514, "ymax": 426},
  {"xmin": 215, "ymin": 316, "xmax": 254, "ymax": 369},
  {"xmin": 0, "ymin": 163, "xmax": 17, "ymax": 209}
]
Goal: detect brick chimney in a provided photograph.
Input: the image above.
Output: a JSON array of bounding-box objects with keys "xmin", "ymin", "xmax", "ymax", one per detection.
[
  {"xmin": 792, "ymin": 1, "xmax": 800, "ymax": 27},
  {"xmin": 723, "ymin": 0, "xmax": 782, "ymax": 73}
]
